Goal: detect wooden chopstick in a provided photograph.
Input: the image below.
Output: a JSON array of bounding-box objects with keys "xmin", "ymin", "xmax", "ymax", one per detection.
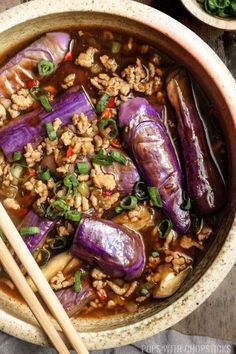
[
  {"xmin": 0, "ymin": 203, "xmax": 88, "ymax": 354},
  {"xmin": 0, "ymin": 237, "xmax": 70, "ymax": 354}
]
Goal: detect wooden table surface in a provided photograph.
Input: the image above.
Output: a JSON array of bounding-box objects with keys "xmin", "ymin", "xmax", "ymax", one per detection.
[{"xmin": 1, "ymin": 0, "xmax": 236, "ymax": 345}]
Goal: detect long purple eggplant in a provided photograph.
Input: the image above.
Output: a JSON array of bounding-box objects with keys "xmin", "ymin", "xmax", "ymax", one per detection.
[
  {"xmin": 55, "ymin": 282, "xmax": 95, "ymax": 317},
  {"xmin": 0, "ymin": 89, "xmax": 96, "ymax": 159},
  {"xmin": 71, "ymin": 216, "xmax": 145, "ymax": 281},
  {"xmin": 0, "ymin": 32, "xmax": 70, "ymax": 97},
  {"xmin": 102, "ymin": 148, "xmax": 140, "ymax": 196},
  {"xmin": 19, "ymin": 210, "xmax": 56, "ymax": 252},
  {"xmin": 166, "ymin": 69, "xmax": 226, "ymax": 214},
  {"xmin": 119, "ymin": 97, "xmax": 191, "ymax": 233}
]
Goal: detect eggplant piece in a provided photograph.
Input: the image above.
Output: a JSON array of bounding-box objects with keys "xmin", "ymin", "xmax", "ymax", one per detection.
[
  {"xmin": 119, "ymin": 97, "xmax": 191, "ymax": 233},
  {"xmin": 166, "ymin": 69, "xmax": 226, "ymax": 214},
  {"xmin": 19, "ymin": 210, "xmax": 56, "ymax": 252},
  {"xmin": 101, "ymin": 148, "xmax": 140, "ymax": 196},
  {"xmin": 0, "ymin": 32, "xmax": 70, "ymax": 97},
  {"xmin": 0, "ymin": 89, "xmax": 96, "ymax": 159},
  {"xmin": 71, "ymin": 216, "xmax": 146, "ymax": 281},
  {"xmin": 55, "ymin": 282, "xmax": 95, "ymax": 317}
]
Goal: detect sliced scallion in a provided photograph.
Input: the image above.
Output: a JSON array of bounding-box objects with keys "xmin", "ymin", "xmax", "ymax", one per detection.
[
  {"xmin": 147, "ymin": 186, "xmax": 162, "ymax": 207},
  {"xmin": 97, "ymin": 118, "xmax": 118, "ymax": 139},
  {"xmin": 76, "ymin": 162, "xmax": 90, "ymax": 175},
  {"xmin": 37, "ymin": 168, "xmax": 51, "ymax": 182},
  {"xmin": 151, "ymin": 251, "xmax": 160, "ymax": 258},
  {"xmin": 19, "ymin": 226, "xmax": 40, "ymax": 236},
  {"xmin": 139, "ymin": 288, "xmax": 149, "ymax": 296},
  {"xmin": 157, "ymin": 219, "xmax": 172, "ymax": 239},
  {"xmin": 50, "ymin": 236, "xmax": 67, "ymax": 250},
  {"xmin": 92, "ymin": 149, "xmax": 113, "ymax": 166},
  {"xmin": 45, "ymin": 122, "xmax": 57, "ymax": 141},
  {"xmin": 65, "ymin": 210, "xmax": 81, "ymax": 222},
  {"xmin": 109, "ymin": 150, "xmax": 127, "ymax": 165},
  {"xmin": 181, "ymin": 191, "xmax": 191, "ymax": 211},
  {"xmin": 133, "ymin": 181, "xmax": 148, "ymax": 201},
  {"xmin": 37, "ymin": 60, "xmax": 55, "ymax": 76},
  {"xmin": 46, "ymin": 199, "xmax": 69, "ymax": 217},
  {"xmin": 39, "ymin": 95, "xmax": 52, "ymax": 113},
  {"xmin": 115, "ymin": 206, "xmax": 123, "ymax": 214},
  {"xmin": 13, "ymin": 151, "xmax": 22, "ymax": 162},
  {"xmin": 74, "ymin": 271, "xmax": 81, "ymax": 293},
  {"xmin": 32, "ymin": 247, "xmax": 50, "ymax": 268},
  {"xmin": 96, "ymin": 93, "xmax": 110, "ymax": 113},
  {"xmin": 120, "ymin": 195, "xmax": 137, "ymax": 210}
]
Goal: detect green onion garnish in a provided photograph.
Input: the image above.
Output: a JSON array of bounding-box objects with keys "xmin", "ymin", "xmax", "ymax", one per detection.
[
  {"xmin": 120, "ymin": 195, "xmax": 138, "ymax": 210},
  {"xmin": 97, "ymin": 118, "xmax": 118, "ymax": 139},
  {"xmin": 147, "ymin": 186, "xmax": 162, "ymax": 207},
  {"xmin": 197, "ymin": 0, "xmax": 236, "ymax": 18},
  {"xmin": 139, "ymin": 288, "xmax": 149, "ymax": 296},
  {"xmin": 191, "ymin": 214, "xmax": 203, "ymax": 235},
  {"xmin": 109, "ymin": 150, "xmax": 127, "ymax": 165},
  {"xmin": 13, "ymin": 151, "xmax": 22, "ymax": 161},
  {"xmin": 76, "ymin": 162, "xmax": 90, "ymax": 174},
  {"xmin": 64, "ymin": 173, "xmax": 78, "ymax": 197},
  {"xmin": 133, "ymin": 181, "xmax": 148, "ymax": 201},
  {"xmin": 181, "ymin": 191, "xmax": 191, "ymax": 211},
  {"xmin": 65, "ymin": 210, "xmax": 81, "ymax": 222},
  {"xmin": 92, "ymin": 149, "xmax": 114, "ymax": 166},
  {"xmin": 39, "ymin": 95, "xmax": 52, "ymax": 113},
  {"xmin": 45, "ymin": 122, "xmax": 57, "ymax": 141},
  {"xmin": 46, "ymin": 199, "xmax": 69, "ymax": 217},
  {"xmin": 32, "ymin": 247, "xmax": 50, "ymax": 268},
  {"xmin": 37, "ymin": 60, "xmax": 55, "ymax": 76},
  {"xmin": 151, "ymin": 251, "xmax": 160, "ymax": 258},
  {"xmin": 115, "ymin": 206, "xmax": 123, "ymax": 214},
  {"xmin": 37, "ymin": 168, "xmax": 51, "ymax": 182},
  {"xmin": 19, "ymin": 226, "xmax": 40, "ymax": 236},
  {"xmin": 50, "ymin": 236, "xmax": 67, "ymax": 250},
  {"xmin": 96, "ymin": 93, "xmax": 110, "ymax": 113},
  {"xmin": 74, "ymin": 271, "xmax": 81, "ymax": 293},
  {"xmin": 157, "ymin": 219, "xmax": 172, "ymax": 239}
]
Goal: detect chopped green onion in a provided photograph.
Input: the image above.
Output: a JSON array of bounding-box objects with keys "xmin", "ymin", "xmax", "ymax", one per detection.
[
  {"xmin": 151, "ymin": 251, "xmax": 160, "ymax": 258},
  {"xmin": 133, "ymin": 181, "xmax": 148, "ymax": 201},
  {"xmin": 74, "ymin": 271, "xmax": 81, "ymax": 293},
  {"xmin": 157, "ymin": 219, "xmax": 172, "ymax": 239},
  {"xmin": 45, "ymin": 122, "xmax": 57, "ymax": 141},
  {"xmin": 97, "ymin": 118, "xmax": 118, "ymax": 139},
  {"xmin": 96, "ymin": 93, "xmax": 110, "ymax": 113},
  {"xmin": 37, "ymin": 168, "xmax": 51, "ymax": 182},
  {"xmin": 13, "ymin": 151, "xmax": 22, "ymax": 161},
  {"xmin": 147, "ymin": 186, "xmax": 162, "ymax": 207},
  {"xmin": 120, "ymin": 195, "xmax": 137, "ymax": 210},
  {"xmin": 37, "ymin": 60, "xmax": 55, "ymax": 76},
  {"xmin": 139, "ymin": 288, "xmax": 149, "ymax": 296},
  {"xmin": 115, "ymin": 206, "xmax": 123, "ymax": 214},
  {"xmin": 191, "ymin": 214, "xmax": 204, "ymax": 235},
  {"xmin": 32, "ymin": 247, "xmax": 50, "ymax": 267},
  {"xmin": 109, "ymin": 150, "xmax": 127, "ymax": 165},
  {"xmin": 197, "ymin": 0, "xmax": 236, "ymax": 17},
  {"xmin": 46, "ymin": 199, "xmax": 69, "ymax": 217},
  {"xmin": 76, "ymin": 162, "xmax": 90, "ymax": 174},
  {"xmin": 64, "ymin": 173, "xmax": 78, "ymax": 196},
  {"xmin": 111, "ymin": 41, "xmax": 121, "ymax": 54},
  {"xmin": 181, "ymin": 191, "xmax": 191, "ymax": 211},
  {"xmin": 19, "ymin": 226, "xmax": 40, "ymax": 236},
  {"xmin": 92, "ymin": 149, "xmax": 113, "ymax": 166},
  {"xmin": 65, "ymin": 210, "xmax": 81, "ymax": 222},
  {"xmin": 39, "ymin": 95, "xmax": 52, "ymax": 113},
  {"xmin": 50, "ymin": 236, "xmax": 67, "ymax": 250}
]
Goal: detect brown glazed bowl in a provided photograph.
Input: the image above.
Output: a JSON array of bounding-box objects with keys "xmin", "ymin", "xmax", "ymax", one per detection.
[{"xmin": 0, "ymin": 0, "xmax": 235, "ymax": 350}]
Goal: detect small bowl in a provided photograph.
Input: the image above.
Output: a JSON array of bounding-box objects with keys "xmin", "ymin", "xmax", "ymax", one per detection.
[{"xmin": 181, "ymin": 0, "xmax": 236, "ymax": 30}]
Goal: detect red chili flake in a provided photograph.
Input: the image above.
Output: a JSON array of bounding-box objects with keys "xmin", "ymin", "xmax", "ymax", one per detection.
[
  {"xmin": 64, "ymin": 51, "xmax": 73, "ymax": 62},
  {"xmin": 96, "ymin": 289, "xmax": 108, "ymax": 302},
  {"xmin": 110, "ymin": 137, "xmax": 122, "ymax": 149},
  {"xmin": 66, "ymin": 145, "xmax": 74, "ymax": 158},
  {"xmin": 102, "ymin": 191, "xmax": 112, "ymax": 197},
  {"xmin": 27, "ymin": 79, "xmax": 39, "ymax": 89},
  {"xmin": 28, "ymin": 168, "xmax": 36, "ymax": 177},
  {"xmin": 101, "ymin": 108, "xmax": 116, "ymax": 119},
  {"xmin": 106, "ymin": 96, "xmax": 115, "ymax": 109}
]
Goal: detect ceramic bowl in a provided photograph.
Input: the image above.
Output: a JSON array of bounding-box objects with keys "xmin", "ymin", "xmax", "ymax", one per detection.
[
  {"xmin": 0, "ymin": 0, "xmax": 235, "ymax": 350},
  {"xmin": 180, "ymin": 0, "xmax": 236, "ymax": 30}
]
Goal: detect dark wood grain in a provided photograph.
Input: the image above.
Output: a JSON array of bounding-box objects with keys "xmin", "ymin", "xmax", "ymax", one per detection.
[{"xmin": 0, "ymin": 0, "xmax": 235, "ymax": 344}]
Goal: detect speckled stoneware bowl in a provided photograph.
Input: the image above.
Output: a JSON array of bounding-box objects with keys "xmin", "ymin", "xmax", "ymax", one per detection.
[{"xmin": 0, "ymin": 0, "xmax": 235, "ymax": 350}]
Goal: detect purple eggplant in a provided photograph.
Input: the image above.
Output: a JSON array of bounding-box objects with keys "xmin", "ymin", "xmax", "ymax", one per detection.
[
  {"xmin": 0, "ymin": 89, "xmax": 96, "ymax": 159},
  {"xmin": 55, "ymin": 282, "xmax": 95, "ymax": 317},
  {"xmin": 19, "ymin": 210, "xmax": 55, "ymax": 252},
  {"xmin": 71, "ymin": 216, "xmax": 145, "ymax": 281},
  {"xmin": 166, "ymin": 69, "xmax": 226, "ymax": 214},
  {"xmin": 102, "ymin": 148, "xmax": 140, "ymax": 196},
  {"xmin": 0, "ymin": 32, "xmax": 70, "ymax": 97},
  {"xmin": 119, "ymin": 97, "xmax": 191, "ymax": 233}
]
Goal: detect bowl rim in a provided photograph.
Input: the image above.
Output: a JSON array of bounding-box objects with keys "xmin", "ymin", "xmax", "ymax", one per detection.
[
  {"xmin": 180, "ymin": 0, "xmax": 236, "ymax": 30},
  {"xmin": 0, "ymin": 0, "xmax": 235, "ymax": 350}
]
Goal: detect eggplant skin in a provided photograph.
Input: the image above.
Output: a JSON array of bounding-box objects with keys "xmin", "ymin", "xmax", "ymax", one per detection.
[
  {"xmin": 71, "ymin": 216, "xmax": 146, "ymax": 281},
  {"xmin": 0, "ymin": 32, "xmax": 70, "ymax": 97},
  {"xmin": 119, "ymin": 97, "xmax": 191, "ymax": 234},
  {"xmin": 55, "ymin": 283, "xmax": 95, "ymax": 317},
  {"xmin": 166, "ymin": 69, "xmax": 226, "ymax": 215}
]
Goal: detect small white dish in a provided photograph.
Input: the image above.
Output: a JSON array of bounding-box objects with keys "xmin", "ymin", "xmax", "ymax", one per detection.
[{"xmin": 181, "ymin": 0, "xmax": 236, "ymax": 30}]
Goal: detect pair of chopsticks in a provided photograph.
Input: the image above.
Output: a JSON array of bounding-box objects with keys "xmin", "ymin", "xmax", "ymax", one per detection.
[{"xmin": 0, "ymin": 203, "xmax": 88, "ymax": 354}]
